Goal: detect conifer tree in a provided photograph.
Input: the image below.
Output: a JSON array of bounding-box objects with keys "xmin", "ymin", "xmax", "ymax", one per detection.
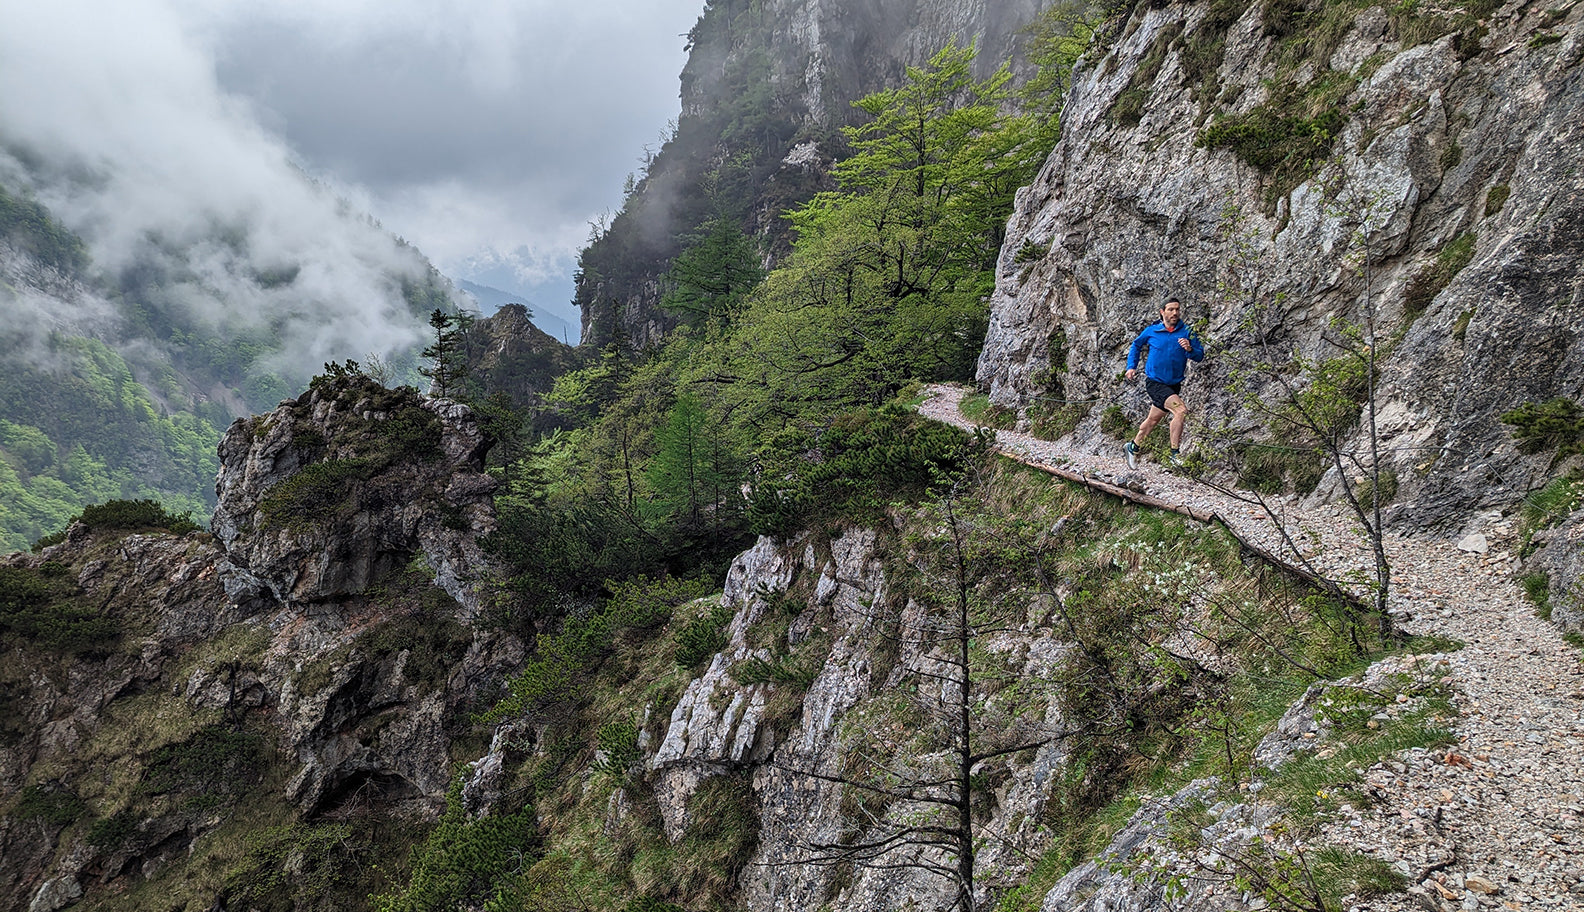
[{"xmin": 419, "ymin": 308, "xmax": 468, "ymax": 400}]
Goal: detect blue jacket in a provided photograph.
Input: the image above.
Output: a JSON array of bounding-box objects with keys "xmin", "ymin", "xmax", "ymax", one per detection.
[{"xmin": 1127, "ymin": 321, "xmax": 1204, "ymax": 385}]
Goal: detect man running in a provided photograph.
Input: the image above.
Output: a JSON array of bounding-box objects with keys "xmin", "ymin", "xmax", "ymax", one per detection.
[{"xmin": 1123, "ymin": 297, "xmax": 1204, "ymax": 468}]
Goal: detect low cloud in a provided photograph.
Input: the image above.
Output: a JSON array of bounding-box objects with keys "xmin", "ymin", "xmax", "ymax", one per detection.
[{"xmin": 0, "ymin": 0, "xmax": 436, "ymax": 381}]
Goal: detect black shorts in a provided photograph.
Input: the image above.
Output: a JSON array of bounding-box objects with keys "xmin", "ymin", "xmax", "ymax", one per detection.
[{"xmin": 1145, "ymin": 380, "xmax": 1183, "ymax": 410}]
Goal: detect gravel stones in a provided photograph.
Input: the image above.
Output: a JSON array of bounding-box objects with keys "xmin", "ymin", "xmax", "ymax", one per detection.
[{"xmin": 920, "ymin": 384, "xmax": 1584, "ymax": 911}]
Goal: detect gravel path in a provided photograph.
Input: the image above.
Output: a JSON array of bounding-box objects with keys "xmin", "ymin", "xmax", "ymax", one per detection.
[{"xmin": 919, "ymin": 384, "xmax": 1584, "ymax": 910}]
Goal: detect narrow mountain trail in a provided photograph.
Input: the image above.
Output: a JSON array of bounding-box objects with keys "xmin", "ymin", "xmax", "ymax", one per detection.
[{"xmin": 919, "ymin": 384, "xmax": 1584, "ymax": 909}]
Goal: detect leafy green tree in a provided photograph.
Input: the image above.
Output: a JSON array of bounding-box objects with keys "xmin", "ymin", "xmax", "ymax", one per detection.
[{"xmin": 697, "ymin": 43, "xmax": 1050, "ymax": 436}]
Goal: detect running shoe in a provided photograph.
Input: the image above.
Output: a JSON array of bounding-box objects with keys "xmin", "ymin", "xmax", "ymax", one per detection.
[{"xmin": 1124, "ymin": 441, "xmax": 1139, "ymax": 469}]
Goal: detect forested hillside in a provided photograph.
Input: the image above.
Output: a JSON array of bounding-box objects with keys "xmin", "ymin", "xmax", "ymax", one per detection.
[
  {"xmin": 0, "ymin": 174, "xmax": 454, "ymax": 551},
  {"xmin": 2, "ymin": 0, "xmax": 1581, "ymax": 911},
  {"xmin": 574, "ymin": 0, "xmax": 1068, "ymax": 351}
]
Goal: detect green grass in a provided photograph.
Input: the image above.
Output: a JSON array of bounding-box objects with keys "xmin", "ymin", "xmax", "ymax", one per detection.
[
  {"xmin": 1518, "ymin": 471, "xmax": 1584, "ymax": 548},
  {"xmin": 959, "ymin": 391, "xmax": 1017, "ymax": 429},
  {"xmin": 1522, "ymin": 572, "xmax": 1553, "ymax": 619}
]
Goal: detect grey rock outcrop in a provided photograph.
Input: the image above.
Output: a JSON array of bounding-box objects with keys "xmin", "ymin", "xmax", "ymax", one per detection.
[
  {"xmin": 212, "ymin": 375, "xmax": 498, "ymax": 619},
  {"xmin": 1526, "ymin": 506, "xmax": 1584, "ymax": 631},
  {"xmin": 0, "ymin": 374, "xmax": 523, "ymax": 911},
  {"xmin": 643, "ymin": 527, "xmax": 1075, "ymax": 912},
  {"xmin": 977, "ymin": 0, "xmax": 1584, "ymax": 529}
]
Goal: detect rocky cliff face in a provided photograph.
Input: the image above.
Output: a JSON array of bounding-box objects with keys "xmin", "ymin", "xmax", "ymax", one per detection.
[
  {"xmin": 627, "ymin": 525, "xmax": 1069, "ymax": 912},
  {"xmin": 0, "ymin": 379, "xmax": 520, "ymax": 912},
  {"xmin": 212, "ymin": 375, "xmax": 499, "ymax": 620},
  {"xmin": 578, "ymin": 0, "xmax": 1059, "ymax": 351},
  {"xmin": 976, "ymin": 0, "xmax": 1583, "ymax": 529}
]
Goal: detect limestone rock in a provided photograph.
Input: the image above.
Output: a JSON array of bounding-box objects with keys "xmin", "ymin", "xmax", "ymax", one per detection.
[
  {"xmin": 211, "ymin": 374, "xmax": 498, "ymax": 619},
  {"xmin": 976, "ymin": 0, "xmax": 1584, "ymax": 531}
]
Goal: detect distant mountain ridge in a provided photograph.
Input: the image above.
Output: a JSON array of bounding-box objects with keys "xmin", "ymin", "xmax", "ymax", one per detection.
[{"xmin": 457, "ymin": 279, "xmax": 580, "ymax": 344}]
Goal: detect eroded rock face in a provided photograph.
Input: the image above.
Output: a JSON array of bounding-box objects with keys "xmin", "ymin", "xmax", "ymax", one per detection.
[
  {"xmin": 1527, "ymin": 510, "xmax": 1584, "ymax": 632},
  {"xmin": 212, "ymin": 375, "xmax": 498, "ymax": 619},
  {"xmin": 644, "ymin": 528, "xmax": 1076, "ymax": 912},
  {"xmin": 0, "ymin": 374, "xmax": 525, "ymax": 911},
  {"xmin": 976, "ymin": 0, "xmax": 1584, "ymax": 529}
]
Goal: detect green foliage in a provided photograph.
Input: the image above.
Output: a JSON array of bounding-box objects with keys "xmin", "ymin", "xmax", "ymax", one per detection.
[
  {"xmin": 1230, "ymin": 344, "xmax": 1371, "ymax": 495},
  {"xmin": 747, "ymin": 405, "xmax": 983, "ymax": 536},
  {"xmin": 594, "ymin": 722, "xmax": 642, "ymax": 776},
  {"xmin": 0, "ymin": 335, "xmax": 221, "ymax": 553},
  {"xmin": 1451, "ymin": 308, "xmax": 1476, "ymax": 341},
  {"xmin": 419, "ymin": 309, "xmax": 472, "ymax": 400},
  {"xmin": 76, "ymin": 498, "xmax": 202, "ymax": 535},
  {"xmin": 486, "ymin": 575, "xmax": 714, "ymax": 721},
  {"xmin": 958, "ymin": 392, "xmax": 1016, "ymax": 430},
  {"xmin": 1354, "ymin": 465, "xmax": 1398, "ymax": 506},
  {"xmin": 1099, "ymin": 404, "xmax": 1133, "ymax": 440},
  {"xmin": 643, "ymin": 392, "xmax": 743, "ymax": 534},
  {"xmin": 691, "ymin": 43, "xmax": 1048, "ymax": 436},
  {"xmin": 86, "ymin": 810, "xmax": 139, "ymax": 848},
  {"xmin": 674, "ymin": 601, "xmax": 735, "ymax": 668},
  {"xmin": 0, "ymin": 184, "xmax": 89, "ymax": 272},
  {"xmin": 1517, "ymin": 471, "xmax": 1584, "ymax": 548},
  {"xmin": 0, "ymin": 564, "xmax": 117, "ymax": 652},
  {"xmin": 1197, "ymin": 86, "xmax": 1348, "ymax": 203},
  {"xmin": 13, "ymin": 781, "xmax": 86, "ymax": 826},
  {"xmin": 1020, "ymin": 1, "xmax": 1102, "ymax": 118},
  {"xmin": 257, "ymin": 375, "xmax": 444, "ymax": 530},
  {"xmin": 259, "ymin": 458, "xmax": 378, "ymax": 528},
  {"xmin": 371, "ymin": 780, "xmax": 538, "ymax": 912},
  {"xmin": 141, "ymin": 725, "xmax": 266, "ymax": 798},
  {"xmin": 661, "ymin": 217, "xmax": 765, "ymax": 324},
  {"xmin": 1402, "ymin": 232, "xmax": 1477, "ymax": 321},
  {"xmin": 1235, "ymin": 442, "xmax": 1327, "ymax": 496},
  {"xmin": 225, "ymin": 823, "xmax": 356, "ymax": 910},
  {"xmin": 1502, "ymin": 398, "xmax": 1584, "ymax": 458},
  {"xmin": 1522, "ymin": 571, "xmax": 1552, "ymax": 619}
]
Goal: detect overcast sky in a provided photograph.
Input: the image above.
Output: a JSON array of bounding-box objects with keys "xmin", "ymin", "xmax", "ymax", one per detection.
[{"xmin": 2, "ymin": 0, "xmax": 704, "ymax": 340}]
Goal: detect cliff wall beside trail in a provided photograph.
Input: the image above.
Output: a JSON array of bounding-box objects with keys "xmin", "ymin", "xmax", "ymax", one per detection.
[{"xmin": 977, "ymin": 0, "xmax": 1583, "ymax": 530}]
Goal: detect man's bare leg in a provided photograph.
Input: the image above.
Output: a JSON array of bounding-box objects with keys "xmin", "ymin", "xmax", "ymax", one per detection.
[
  {"xmin": 1165, "ymin": 395, "xmax": 1188, "ymax": 450},
  {"xmin": 1134, "ymin": 406, "xmax": 1167, "ymax": 446}
]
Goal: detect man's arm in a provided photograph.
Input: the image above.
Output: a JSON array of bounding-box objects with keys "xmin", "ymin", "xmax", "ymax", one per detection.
[
  {"xmin": 1126, "ymin": 327, "xmax": 1150, "ymax": 371},
  {"xmin": 1186, "ymin": 326, "xmax": 1205, "ymax": 362}
]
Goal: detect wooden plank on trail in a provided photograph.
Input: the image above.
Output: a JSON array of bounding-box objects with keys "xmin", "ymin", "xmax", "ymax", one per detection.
[{"xmin": 996, "ymin": 451, "xmax": 1368, "ymax": 612}]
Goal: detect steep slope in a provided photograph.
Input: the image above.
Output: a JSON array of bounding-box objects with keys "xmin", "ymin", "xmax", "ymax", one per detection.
[
  {"xmin": 976, "ymin": 0, "xmax": 1583, "ymax": 529},
  {"xmin": 0, "ymin": 376, "xmax": 521, "ymax": 912},
  {"xmin": 575, "ymin": 0, "xmax": 1059, "ymax": 351}
]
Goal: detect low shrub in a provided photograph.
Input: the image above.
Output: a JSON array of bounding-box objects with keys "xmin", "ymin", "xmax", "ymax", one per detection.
[
  {"xmin": 14, "ymin": 782, "xmax": 85, "ymax": 826},
  {"xmin": 258, "ymin": 458, "xmax": 376, "ymax": 529},
  {"xmin": 33, "ymin": 498, "xmax": 202, "ymax": 549},
  {"xmin": 1099, "ymin": 405, "xmax": 1133, "ymax": 440},
  {"xmin": 0, "ymin": 565, "xmax": 116, "ymax": 652},
  {"xmin": 747, "ymin": 404, "xmax": 985, "ymax": 537},
  {"xmin": 675, "ymin": 602, "xmax": 734, "ymax": 669},
  {"xmin": 371, "ymin": 780, "xmax": 538, "ymax": 912},
  {"xmin": 1502, "ymin": 398, "xmax": 1584, "ymax": 458},
  {"xmin": 141, "ymin": 725, "xmax": 266, "ymax": 798}
]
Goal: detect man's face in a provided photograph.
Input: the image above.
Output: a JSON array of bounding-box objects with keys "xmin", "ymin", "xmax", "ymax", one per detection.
[{"xmin": 1161, "ymin": 301, "xmax": 1181, "ymax": 327}]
